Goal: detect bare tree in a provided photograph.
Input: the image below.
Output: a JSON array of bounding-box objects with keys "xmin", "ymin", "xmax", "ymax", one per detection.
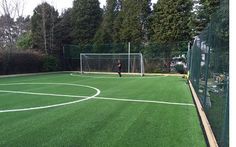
[
  {"xmin": 0, "ymin": 0, "xmax": 26, "ymax": 50},
  {"xmin": 0, "ymin": 0, "xmax": 15, "ymax": 50},
  {"xmin": 50, "ymin": 0, "xmax": 56, "ymax": 54},
  {"xmin": 42, "ymin": 1, "xmax": 47, "ymax": 54},
  {"xmin": 14, "ymin": 0, "xmax": 25, "ymax": 18},
  {"xmin": 0, "ymin": 0, "xmax": 25, "ymax": 18}
]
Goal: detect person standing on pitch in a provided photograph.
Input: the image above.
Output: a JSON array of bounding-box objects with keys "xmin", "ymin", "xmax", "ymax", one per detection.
[{"xmin": 117, "ymin": 60, "xmax": 122, "ymax": 77}]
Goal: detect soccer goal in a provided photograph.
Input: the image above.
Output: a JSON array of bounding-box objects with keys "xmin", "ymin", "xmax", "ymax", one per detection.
[{"xmin": 80, "ymin": 53, "xmax": 144, "ymax": 76}]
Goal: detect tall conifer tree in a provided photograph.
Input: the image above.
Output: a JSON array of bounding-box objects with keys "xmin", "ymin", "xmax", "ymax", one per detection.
[
  {"xmin": 94, "ymin": 0, "xmax": 120, "ymax": 43},
  {"xmin": 71, "ymin": 0, "xmax": 102, "ymax": 44},
  {"xmin": 31, "ymin": 2, "xmax": 58, "ymax": 54},
  {"xmin": 119, "ymin": 0, "xmax": 152, "ymax": 43},
  {"xmin": 191, "ymin": 0, "xmax": 220, "ymax": 35},
  {"xmin": 151, "ymin": 0, "xmax": 193, "ymax": 43}
]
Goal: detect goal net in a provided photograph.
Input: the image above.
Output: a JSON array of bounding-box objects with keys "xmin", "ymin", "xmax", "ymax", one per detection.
[{"xmin": 80, "ymin": 53, "xmax": 144, "ymax": 76}]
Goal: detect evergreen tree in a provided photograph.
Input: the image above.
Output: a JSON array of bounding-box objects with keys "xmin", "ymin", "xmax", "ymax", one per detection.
[
  {"xmin": 119, "ymin": 0, "xmax": 152, "ymax": 43},
  {"xmin": 54, "ymin": 9, "xmax": 73, "ymax": 48},
  {"xmin": 151, "ymin": 0, "xmax": 193, "ymax": 43},
  {"xmin": 71, "ymin": 0, "xmax": 102, "ymax": 44},
  {"xmin": 93, "ymin": 0, "xmax": 120, "ymax": 44},
  {"xmin": 201, "ymin": 0, "xmax": 220, "ymax": 18},
  {"xmin": 191, "ymin": 0, "xmax": 220, "ymax": 35},
  {"xmin": 16, "ymin": 32, "xmax": 32, "ymax": 50},
  {"xmin": 31, "ymin": 2, "xmax": 58, "ymax": 54},
  {"xmin": 206, "ymin": 0, "xmax": 228, "ymax": 51},
  {"xmin": 112, "ymin": 0, "xmax": 123, "ymax": 43}
]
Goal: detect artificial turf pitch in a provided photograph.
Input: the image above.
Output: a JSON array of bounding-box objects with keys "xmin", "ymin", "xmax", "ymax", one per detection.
[{"xmin": 0, "ymin": 73, "xmax": 207, "ymax": 147}]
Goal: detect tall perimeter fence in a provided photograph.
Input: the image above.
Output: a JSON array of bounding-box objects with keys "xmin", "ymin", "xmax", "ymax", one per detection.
[
  {"xmin": 188, "ymin": 0, "xmax": 229, "ymax": 146},
  {"xmin": 63, "ymin": 41, "xmax": 189, "ymax": 74}
]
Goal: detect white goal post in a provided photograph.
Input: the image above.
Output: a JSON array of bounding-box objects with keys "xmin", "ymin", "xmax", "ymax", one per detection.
[{"xmin": 80, "ymin": 53, "xmax": 144, "ymax": 76}]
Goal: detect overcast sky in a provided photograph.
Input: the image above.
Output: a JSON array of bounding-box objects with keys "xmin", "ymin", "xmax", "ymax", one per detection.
[{"xmin": 16, "ymin": 0, "xmax": 157, "ymax": 17}]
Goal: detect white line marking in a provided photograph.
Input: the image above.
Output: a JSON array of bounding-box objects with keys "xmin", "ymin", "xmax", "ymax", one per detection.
[
  {"xmin": 70, "ymin": 73, "xmax": 128, "ymax": 79},
  {"xmin": 70, "ymin": 73, "xmax": 162, "ymax": 79},
  {"xmin": 0, "ymin": 89, "xmax": 194, "ymax": 113},
  {"xmin": 0, "ymin": 90, "xmax": 87, "ymax": 98},
  {"xmin": 94, "ymin": 97, "xmax": 195, "ymax": 106},
  {"xmin": 0, "ymin": 83, "xmax": 100, "ymax": 113},
  {"xmin": 0, "ymin": 82, "xmax": 95, "ymax": 87}
]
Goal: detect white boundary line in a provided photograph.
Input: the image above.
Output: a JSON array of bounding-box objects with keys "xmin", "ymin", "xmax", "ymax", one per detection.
[
  {"xmin": 0, "ymin": 82, "xmax": 195, "ymax": 113},
  {"xmin": 70, "ymin": 73, "xmax": 163, "ymax": 79},
  {"xmin": 70, "ymin": 73, "xmax": 123, "ymax": 79},
  {"xmin": 0, "ymin": 83, "xmax": 100, "ymax": 113},
  {"xmin": 0, "ymin": 90, "xmax": 194, "ymax": 107},
  {"xmin": 0, "ymin": 71, "xmax": 67, "ymax": 78},
  {"xmin": 0, "ymin": 90, "xmax": 87, "ymax": 98},
  {"xmin": 0, "ymin": 71, "xmax": 184, "ymax": 79},
  {"xmin": 0, "ymin": 90, "xmax": 194, "ymax": 113},
  {"xmin": 94, "ymin": 96, "xmax": 195, "ymax": 106}
]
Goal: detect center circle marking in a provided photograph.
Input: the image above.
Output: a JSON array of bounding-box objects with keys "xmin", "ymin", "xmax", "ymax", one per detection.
[{"xmin": 0, "ymin": 83, "xmax": 100, "ymax": 113}]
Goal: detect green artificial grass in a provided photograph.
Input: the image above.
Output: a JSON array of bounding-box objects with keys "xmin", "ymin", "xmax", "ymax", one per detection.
[{"xmin": 0, "ymin": 73, "xmax": 207, "ymax": 147}]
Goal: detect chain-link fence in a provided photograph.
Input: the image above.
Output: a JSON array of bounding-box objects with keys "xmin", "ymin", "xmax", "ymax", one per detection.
[
  {"xmin": 189, "ymin": 0, "xmax": 229, "ymax": 146},
  {"xmin": 63, "ymin": 42, "xmax": 189, "ymax": 73}
]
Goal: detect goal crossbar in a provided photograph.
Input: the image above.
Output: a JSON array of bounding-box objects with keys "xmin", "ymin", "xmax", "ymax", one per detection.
[{"xmin": 80, "ymin": 53, "xmax": 144, "ymax": 76}]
